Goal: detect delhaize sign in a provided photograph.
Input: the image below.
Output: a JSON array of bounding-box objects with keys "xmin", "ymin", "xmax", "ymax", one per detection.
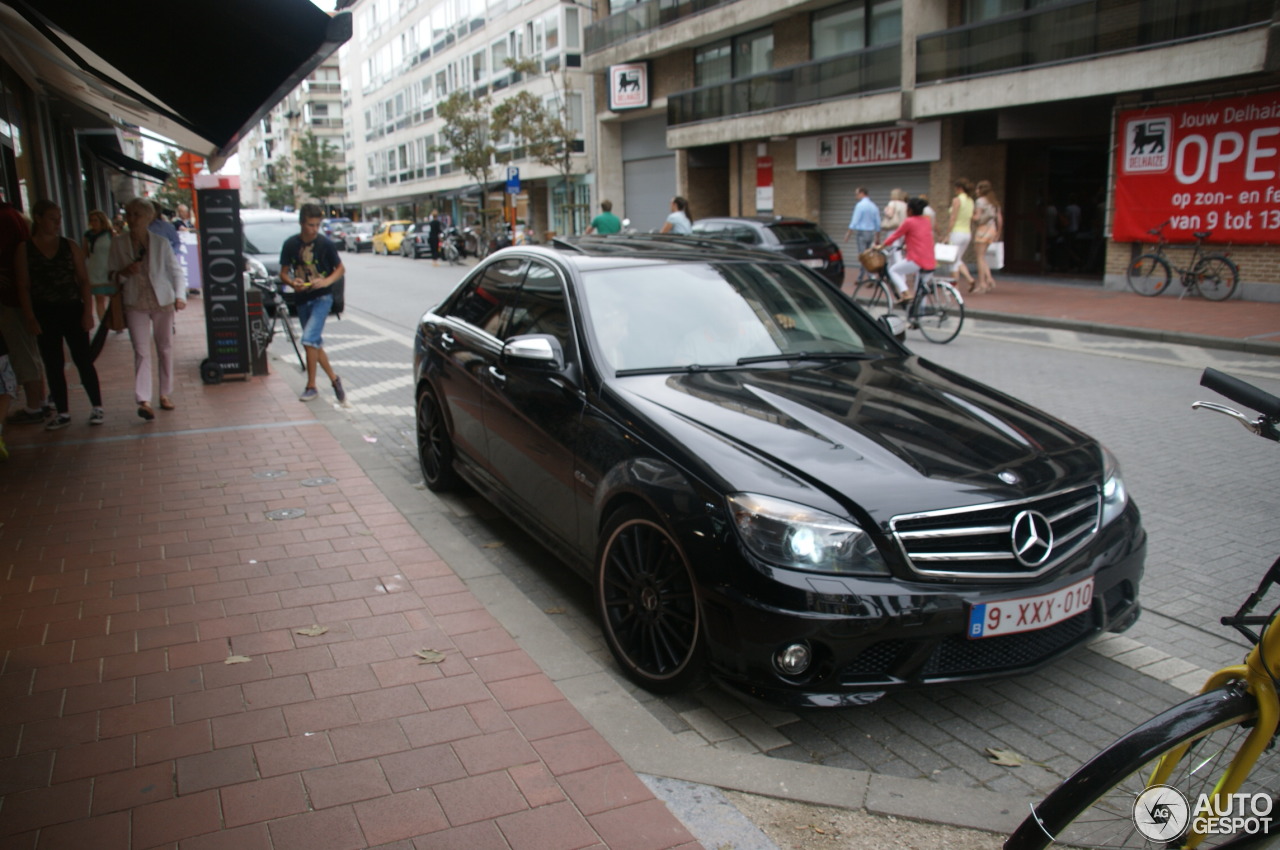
[
  {"xmin": 796, "ymin": 122, "xmax": 941, "ymax": 171},
  {"xmin": 1114, "ymin": 94, "xmax": 1280, "ymax": 244}
]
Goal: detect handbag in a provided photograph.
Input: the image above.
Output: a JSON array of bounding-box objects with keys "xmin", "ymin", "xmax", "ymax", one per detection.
[
  {"xmin": 934, "ymin": 243, "xmax": 959, "ymax": 265},
  {"xmin": 106, "ymin": 292, "xmax": 125, "ymax": 332},
  {"xmin": 986, "ymin": 241, "xmax": 1005, "ymax": 271}
]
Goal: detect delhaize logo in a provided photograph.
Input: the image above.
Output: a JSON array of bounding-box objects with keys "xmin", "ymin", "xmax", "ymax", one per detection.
[{"xmin": 1124, "ymin": 116, "xmax": 1172, "ymax": 173}]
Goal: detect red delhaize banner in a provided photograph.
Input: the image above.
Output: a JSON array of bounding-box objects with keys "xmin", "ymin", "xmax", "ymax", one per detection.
[{"xmin": 1114, "ymin": 94, "xmax": 1280, "ymax": 244}]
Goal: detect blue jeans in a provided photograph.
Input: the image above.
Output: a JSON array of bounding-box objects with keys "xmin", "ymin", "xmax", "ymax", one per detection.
[
  {"xmin": 855, "ymin": 230, "xmax": 876, "ymax": 280},
  {"xmin": 296, "ymin": 293, "xmax": 333, "ymax": 348}
]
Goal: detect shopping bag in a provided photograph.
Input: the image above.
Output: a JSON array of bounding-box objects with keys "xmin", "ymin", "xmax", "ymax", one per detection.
[
  {"xmin": 934, "ymin": 243, "xmax": 959, "ymax": 265},
  {"xmin": 986, "ymin": 241, "xmax": 1005, "ymax": 270}
]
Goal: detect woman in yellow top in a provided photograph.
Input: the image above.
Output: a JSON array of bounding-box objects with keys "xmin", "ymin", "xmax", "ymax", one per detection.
[{"xmin": 947, "ymin": 178, "xmax": 976, "ymax": 292}]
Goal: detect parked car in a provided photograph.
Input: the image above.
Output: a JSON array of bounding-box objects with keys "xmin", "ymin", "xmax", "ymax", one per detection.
[
  {"xmin": 401, "ymin": 221, "xmax": 438, "ymax": 258},
  {"xmin": 372, "ymin": 220, "xmax": 412, "ymax": 255},
  {"xmin": 343, "ymin": 221, "xmax": 375, "ymax": 253},
  {"xmin": 412, "ymin": 236, "xmax": 1145, "ymax": 707},
  {"xmin": 322, "ymin": 217, "xmax": 352, "ymax": 244},
  {"xmin": 691, "ymin": 216, "xmax": 845, "ymax": 286}
]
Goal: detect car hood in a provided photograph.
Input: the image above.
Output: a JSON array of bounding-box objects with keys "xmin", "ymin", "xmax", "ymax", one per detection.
[{"xmin": 608, "ymin": 356, "xmax": 1100, "ymax": 522}]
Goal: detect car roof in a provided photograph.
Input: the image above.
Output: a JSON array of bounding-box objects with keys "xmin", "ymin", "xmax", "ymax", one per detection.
[
  {"xmin": 695, "ymin": 215, "xmax": 820, "ymax": 227},
  {"xmin": 546, "ymin": 234, "xmax": 802, "ymax": 268},
  {"xmin": 241, "ymin": 209, "xmax": 295, "ymax": 222}
]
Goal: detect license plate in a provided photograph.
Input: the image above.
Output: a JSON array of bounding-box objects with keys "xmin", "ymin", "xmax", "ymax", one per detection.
[
  {"xmin": 967, "ymin": 577, "xmax": 1094, "ymax": 639},
  {"xmin": 801, "ymin": 258, "xmax": 824, "ymax": 268}
]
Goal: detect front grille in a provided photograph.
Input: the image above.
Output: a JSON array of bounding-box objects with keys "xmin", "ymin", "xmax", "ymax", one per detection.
[
  {"xmin": 921, "ymin": 610, "xmax": 1094, "ymax": 677},
  {"xmin": 890, "ymin": 485, "xmax": 1100, "ymax": 579}
]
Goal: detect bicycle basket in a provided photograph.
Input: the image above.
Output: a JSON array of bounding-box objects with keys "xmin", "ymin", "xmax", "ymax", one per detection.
[{"xmin": 859, "ymin": 249, "xmax": 886, "ymax": 272}]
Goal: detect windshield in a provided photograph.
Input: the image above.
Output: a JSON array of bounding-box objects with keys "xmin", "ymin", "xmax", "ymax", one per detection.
[
  {"xmin": 243, "ymin": 221, "xmax": 297, "ymax": 256},
  {"xmin": 581, "ymin": 261, "xmax": 895, "ymax": 374}
]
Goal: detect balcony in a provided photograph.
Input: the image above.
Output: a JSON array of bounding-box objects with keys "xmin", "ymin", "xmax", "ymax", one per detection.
[
  {"xmin": 917, "ymin": 0, "xmax": 1271, "ymax": 85},
  {"xmin": 586, "ymin": 0, "xmax": 736, "ymax": 55},
  {"xmin": 668, "ymin": 43, "xmax": 900, "ymax": 127}
]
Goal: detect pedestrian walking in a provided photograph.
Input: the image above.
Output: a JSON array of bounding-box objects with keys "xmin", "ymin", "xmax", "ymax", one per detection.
[
  {"xmin": 947, "ymin": 178, "xmax": 976, "ymax": 292},
  {"xmin": 880, "ymin": 188, "xmax": 908, "ymax": 239},
  {"xmin": 660, "ymin": 196, "xmax": 692, "ymax": 235},
  {"xmin": 844, "ymin": 187, "xmax": 880, "ymax": 283},
  {"xmin": 587, "ymin": 200, "xmax": 622, "ymax": 235},
  {"xmin": 972, "ymin": 179, "xmax": 1003, "ymax": 293},
  {"xmin": 109, "ymin": 197, "xmax": 186, "ymax": 420},
  {"xmin": 83, "ymin": 210, "xmax": 116, "ymax": 324},
  {"xmin": 14, "ymin": 200, "xmax": 104, "ymax": 430},
  {"xmin": 0, "ymin": 197, "xmax": 47, "ymax": 426},
  {"xmin": 428, "ymin": 211, "xmax": 443, "ymax": 266},
  {"xmin": 281, "ymin": 204, "xmax": 347, "ymax": 404}
]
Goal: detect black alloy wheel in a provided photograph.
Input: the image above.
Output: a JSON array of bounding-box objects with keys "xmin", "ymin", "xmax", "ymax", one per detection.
[
  {"xmin": 416, "ymin": 386, "xmax": 458, "ymax": 492},
  {"xmin": 596, "ymin": 505, "xmax": 702, "ymax": 693}
]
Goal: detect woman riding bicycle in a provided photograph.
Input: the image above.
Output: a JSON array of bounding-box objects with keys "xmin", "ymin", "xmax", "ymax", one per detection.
[{"xmin": 874, "ymin": 196, "xmax": 934, "ymax": 305}]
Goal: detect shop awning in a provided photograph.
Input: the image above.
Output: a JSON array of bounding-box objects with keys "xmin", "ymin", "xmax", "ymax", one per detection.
[
  {"xmin": 0, "ymin": 0, "xmax": 351, "ymax": 167},
  {"xmin": 80, "ymin": 131, "xmax": 169, "ymax": 183}
]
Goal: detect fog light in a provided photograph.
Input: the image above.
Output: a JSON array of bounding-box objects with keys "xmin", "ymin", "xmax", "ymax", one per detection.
[{"xmin": 775, "ymin": 642, "xmax": 812, "ymax": 676}]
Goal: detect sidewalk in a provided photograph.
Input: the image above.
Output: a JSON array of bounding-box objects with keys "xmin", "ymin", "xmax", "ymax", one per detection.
[
  {"xmin": 0, "ymin": 306, "xmax": 698, "ymax": 849},
  {"xmin": 944, "ymin": 275, "xmax": 1280, "ymax": 354}
]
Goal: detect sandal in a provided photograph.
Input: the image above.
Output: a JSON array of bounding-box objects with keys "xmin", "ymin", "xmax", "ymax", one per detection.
[
  {"xmin": 159, "ymin": 397, "xmax": 175, "ymax": 411},
  {"xmin": 137, "ymin": 402, "xmax": 155, "ymax": 421}
]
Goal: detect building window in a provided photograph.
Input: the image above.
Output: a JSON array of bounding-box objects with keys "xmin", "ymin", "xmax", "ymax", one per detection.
[
  {"xmin": 813, "ymin": 0, "xmax": 901, "ymax": 59},
  {"xmin": 965, "ymin": 0, "xmax": 1059, "ymax": 22},
  {"xmin": 695, "ymin": 27, "xmax": 772, "ymax": 87}
]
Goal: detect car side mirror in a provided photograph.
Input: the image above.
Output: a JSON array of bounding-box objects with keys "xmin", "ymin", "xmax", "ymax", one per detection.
[{"xmin": 502, "ymin": 334, "xmax": 565, "ymax": 370}]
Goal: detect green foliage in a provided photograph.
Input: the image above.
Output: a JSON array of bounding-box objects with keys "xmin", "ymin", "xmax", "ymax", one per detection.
[
  {"xmin": 294, "ymin": 131, "xmax": 343, "ymax": 206},
  {"xmin": 434, "ymin": 90, "xmax": 496, "ymax": 206},
  {"xmin": 261, "ymin": 155, "xmax": 297, "ymax": 210},
  {"xmin": 151, "ymin": 149, "xmax": 189, "ymax": 213}
]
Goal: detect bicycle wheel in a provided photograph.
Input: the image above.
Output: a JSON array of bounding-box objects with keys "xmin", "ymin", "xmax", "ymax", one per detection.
[
  {"xmin": 1126, "ymin": 254, "xmax": 1172, "ymax": 296},
  {"xmin": 1194, "ymin": 255, "xmax": 1240, "ymax": 302},
  {"xmin": 1005, "ymin": 686, "xmax": 1279, "ymax": 850},
  {"xmin": 851, "ymin": 276, "xmax": 899, "ymax": 321},
  {"xmin": 277, "ymin": 306, "xmax": 305, "ymax": 372},
  {"xmin": 915, "ymin": 281, "xmax": 964, "ymax": 344}
]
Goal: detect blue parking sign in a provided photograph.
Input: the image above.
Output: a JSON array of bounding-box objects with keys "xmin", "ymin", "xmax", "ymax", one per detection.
[{"xmin": 506, "ymin": 166, "xmax": 520, "ymax": 195}]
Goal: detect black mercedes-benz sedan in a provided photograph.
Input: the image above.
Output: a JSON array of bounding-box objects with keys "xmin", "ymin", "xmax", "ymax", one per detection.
[{"xmin": 411, "ymin": 235, "xmax": 1145, "ymax": 707}]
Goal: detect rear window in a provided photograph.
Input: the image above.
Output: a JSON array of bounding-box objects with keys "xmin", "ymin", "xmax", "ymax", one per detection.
[{"xmin": 767, "ymin": 223, "xmax": 830, "ymax": 245}]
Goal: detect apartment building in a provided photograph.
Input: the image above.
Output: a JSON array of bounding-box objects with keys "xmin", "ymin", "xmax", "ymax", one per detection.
[
  {"xmin": 242, "ymin": 59, "xmax": 348, "ymax": 213},
  {"xmin": 342, "ymin": 0, "xmax": 594, "ymax": 235},
  {"xmin": 586, "ymin": 0, "xmax": 1280, "ymax": 299}
]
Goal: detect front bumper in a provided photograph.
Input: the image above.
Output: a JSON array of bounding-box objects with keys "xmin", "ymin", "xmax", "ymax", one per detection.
[{"xmin": 698, "ymin": 503, "xmax": 1145, "ymax": 708}]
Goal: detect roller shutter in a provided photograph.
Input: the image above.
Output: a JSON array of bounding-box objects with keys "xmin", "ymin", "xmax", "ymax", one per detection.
[{"xmin": 818, "ymin": 164, "xmax": 931, "ymax": 238}]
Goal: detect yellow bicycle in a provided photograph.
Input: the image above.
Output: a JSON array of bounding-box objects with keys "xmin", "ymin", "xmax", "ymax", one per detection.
[{"xmin": 1005, "ymin": 368, "xmax": 1279, "ymax": 850}]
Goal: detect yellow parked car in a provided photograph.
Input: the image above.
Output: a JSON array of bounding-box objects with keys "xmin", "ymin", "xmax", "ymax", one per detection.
[{"xmin": 372, "ymin": 220, "xmax": 412, "ymax": 255}]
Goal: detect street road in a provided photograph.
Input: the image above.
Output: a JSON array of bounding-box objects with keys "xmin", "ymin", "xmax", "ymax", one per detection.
[{"xmin": 297, "ymin": 247, "xmax": 1280, "ymax": 798}]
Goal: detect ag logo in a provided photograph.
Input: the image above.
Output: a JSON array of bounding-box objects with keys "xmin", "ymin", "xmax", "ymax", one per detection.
[
  {"xmin": 1123, "ymin": 116, "xmax": 1171, "ymax": 173},
  {"xmin": 1133, "ymin": 785, "xmax": 1189, "ymax": 842}
]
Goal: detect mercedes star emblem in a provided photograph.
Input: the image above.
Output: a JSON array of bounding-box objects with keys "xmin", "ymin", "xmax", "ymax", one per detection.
[{"xmin": 1011, "ymin": 509, "xmax": 1054, "ymax": 567}]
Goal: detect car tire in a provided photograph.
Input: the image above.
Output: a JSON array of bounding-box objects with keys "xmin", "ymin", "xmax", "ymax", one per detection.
[
  {"xmin": 416, "ymin": 385, "xmax": 458, "ymax": 492},
  {"xmin": 595, "ymin": 503, "xmax": 703, "ymax": 694}
]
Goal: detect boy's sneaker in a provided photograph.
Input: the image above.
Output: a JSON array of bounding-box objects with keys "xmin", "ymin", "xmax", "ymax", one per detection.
[
  {"xmin": 5, "ymin": 408, "xmax": 45, "ymax": 425},
  {"xmin": 332, "ymin": 377, "xmax": 346, "ymax": 404},
  {"xmin": 89, "ymin": 407, "xmax": 105, "ymax": 426},
  {"xmin": 299, "ymin": 387, "xmax": 319, "ymax": 402},
  {"xmin": 45, "ymin": 414, "xmax": 72, "ymax": 431}
]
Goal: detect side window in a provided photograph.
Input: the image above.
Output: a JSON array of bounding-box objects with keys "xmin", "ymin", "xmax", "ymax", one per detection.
[
  {"xmin": 504, "ymin": 261, "xmax": 573, "ymax": 353},
  {"xmin": 444, "ymin": 258, "xmax": 529, "ymax": 336},
  {"xmin": 725, "ymin": 225, "xmax": 758, "ymax": 244}
]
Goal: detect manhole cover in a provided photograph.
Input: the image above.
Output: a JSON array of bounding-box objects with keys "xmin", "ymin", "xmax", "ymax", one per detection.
[
  {"xmin": 301, "ymin": 477, "xmax": 337, "ymax": 487},
  {"xmin": 265, "ymin": 508, "xmax": 306, "ymax": 521},
  {"xmin": 254, "ymin": 469, "xmax": 288, "ymax": 479}
]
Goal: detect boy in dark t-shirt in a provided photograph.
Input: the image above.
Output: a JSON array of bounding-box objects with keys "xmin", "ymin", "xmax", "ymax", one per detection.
[{"xmin": 280, "ymin": 204, "xmax": 347, "ymax": 403}]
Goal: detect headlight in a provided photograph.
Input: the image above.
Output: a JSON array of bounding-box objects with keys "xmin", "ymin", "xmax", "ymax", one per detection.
[
  {"xmin": 1101, "ymin": 446, "xmax": 1129, "ymax": 526},
  {"xmin": 245, "ymin": 256, "xmax": 269, "ymax": 281},
  {"xmin": 727, "ymin": 493, "xmax": 888, "ymax": 576}
]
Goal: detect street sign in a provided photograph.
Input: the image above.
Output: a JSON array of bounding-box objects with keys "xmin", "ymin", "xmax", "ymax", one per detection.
[{"xmin": 506, "ymin": 166, "xmax": 520, "ymax": 195}]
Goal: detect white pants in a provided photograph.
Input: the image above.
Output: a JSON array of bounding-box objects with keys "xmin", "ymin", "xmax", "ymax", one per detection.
[
  {"xmin": 889, "ymin": 258, "xmax": 930, "ymax": 295},
  {"xmin": 948, "ymin": 231, "xmax": 972, "ymax": 276},
  {"xmin": 126, "ymin": 307, "xmax": 175, "ymax": 404}
]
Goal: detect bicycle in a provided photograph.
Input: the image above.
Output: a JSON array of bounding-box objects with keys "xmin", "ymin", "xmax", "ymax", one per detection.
[
  {"xmin": 1004, "ymin": 367, "xmax": 1280, "ymax": 850},
  {"xmin": 1126, "ymin": 221, "xmax": 1239, "ymax": 301},
  {"xmin": 250, "ymin": 274, "xmax": 305, "ymax": 372},
  {"xmin": 850, "ymin": 249, "xmax": 965, "ymax": 344}
]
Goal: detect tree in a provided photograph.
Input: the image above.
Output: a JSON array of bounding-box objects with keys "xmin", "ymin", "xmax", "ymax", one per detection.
[
  {"xmin": 151, "ymin": 149, "xmax": 190, "ymax": 213},
  {"xmin": 490, "ymin": 60, "xmax": 586, "ymax": 232},
  {"xmin": 434, "ymin": 90, "xmax": 497, "ymax": 226},
  {"xmin": 294, "ymin": 131, "xmax": 344, "ymax": 209},
  {"xmin": 261, "ymin": 156, "xmax": 297, "ymax": 210}
]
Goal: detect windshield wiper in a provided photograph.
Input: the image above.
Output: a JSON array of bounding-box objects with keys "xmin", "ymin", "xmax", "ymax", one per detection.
[
  {"xmin": 736, "ymin": 351, "xmax": 879, "ymax": 366},
  {"xmin": 614, "ymin": 363, "xmax": 739, "ymax": 377}
]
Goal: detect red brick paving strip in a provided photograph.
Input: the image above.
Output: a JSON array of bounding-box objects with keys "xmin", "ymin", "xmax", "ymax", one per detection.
[{"xmin": 0, "ymin": 302, "xmax": 699, "ymax": 847}]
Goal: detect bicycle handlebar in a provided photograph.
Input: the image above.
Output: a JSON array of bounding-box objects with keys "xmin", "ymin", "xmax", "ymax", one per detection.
[{"xmin": 1201, "ymin": 368, "xmax": 1280, "ymax": 419}]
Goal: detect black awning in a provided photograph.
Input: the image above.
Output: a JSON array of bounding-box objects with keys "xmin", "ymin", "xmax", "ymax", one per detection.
[
  {"xmin": 81, "ymin": 133, "xmax": 169, "ymax": 183},
  {"xmin": 1, "ymin": 0, "xmax": 351, "ymax": 163}
]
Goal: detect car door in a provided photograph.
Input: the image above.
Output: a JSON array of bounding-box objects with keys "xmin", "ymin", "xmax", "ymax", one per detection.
[
  {"xmin": 431, "ymin": 257, "xmax": 529, "ymax": 472},
  {"xmin": 481, "ymin": 259, "xmax": 582, "ymax": 547}
]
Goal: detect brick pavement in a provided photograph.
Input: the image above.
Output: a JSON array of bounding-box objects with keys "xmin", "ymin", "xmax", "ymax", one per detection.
[{"xmin": 0, "ymin": 305, "xmax": 698, "ymax": 849}]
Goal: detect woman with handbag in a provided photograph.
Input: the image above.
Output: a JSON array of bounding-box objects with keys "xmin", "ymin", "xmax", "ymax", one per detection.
[
  {"xmin": 972, "ymin": 180, "xmax": 1003, "ymax": 294},
  {"xmin": 880, "ymin": 189, "xmax": 908, "ymax": 240},
  {"xmin": 109, "ymin": 197, "xmax": 186, "ymax": 420}
]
